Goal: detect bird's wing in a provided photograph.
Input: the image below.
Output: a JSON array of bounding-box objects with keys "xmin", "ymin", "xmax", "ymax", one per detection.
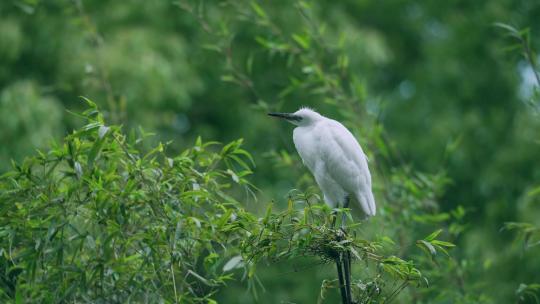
[{"xmin": 318, "ymin": 120, "xmax": 376, "ymax": 216}]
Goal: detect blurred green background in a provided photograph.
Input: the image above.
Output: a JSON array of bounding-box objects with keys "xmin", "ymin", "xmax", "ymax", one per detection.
[{"xmin": 1, "ymin": 0, "xmax": 540, "ymax": 302}]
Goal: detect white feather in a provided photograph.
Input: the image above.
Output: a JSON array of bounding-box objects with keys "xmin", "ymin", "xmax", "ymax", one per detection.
[{"xmin": 290, "ymin": 108, "xmax": 376, "ymax": 216}]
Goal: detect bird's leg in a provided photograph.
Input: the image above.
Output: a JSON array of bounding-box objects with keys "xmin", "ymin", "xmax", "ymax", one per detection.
[{"xmin": 342, "ymin": 195, "xmax": 352, "ymax": 304}]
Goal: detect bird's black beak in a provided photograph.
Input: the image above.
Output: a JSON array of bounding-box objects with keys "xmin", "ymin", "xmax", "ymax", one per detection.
[{"xmin": 267, "ymin": 112, "xmax": 302, "ymax": 122}]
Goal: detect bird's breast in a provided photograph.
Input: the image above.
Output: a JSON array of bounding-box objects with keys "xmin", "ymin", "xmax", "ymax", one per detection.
[{"xmin": 293, "ymin": 126, "xmax": 323, "ymax": 171}]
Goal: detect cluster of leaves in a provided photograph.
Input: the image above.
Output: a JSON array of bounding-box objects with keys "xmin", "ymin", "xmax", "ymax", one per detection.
[
  {"xmin": 239, "ymin": 189, "xmax": 454, "ymax": 303},
  {"xmin": 502, "ymin": 222, "xmax": 540, "ymax": 251},
  {"xmin": 177, "ymin": 0, "xmax": 373, "ymax": 113},
  {"xmin": 0, "ymin": 101, "xmax": 256, "ymax": 303},
  {"xmin": 495, "ymin": 22, "xmax": 540, "ymax": 109}
]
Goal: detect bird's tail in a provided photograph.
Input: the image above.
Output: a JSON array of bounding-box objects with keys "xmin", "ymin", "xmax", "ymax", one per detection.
[{"xmin": 357, "ymin": 190, "xmax": 376, "ymax": 217}]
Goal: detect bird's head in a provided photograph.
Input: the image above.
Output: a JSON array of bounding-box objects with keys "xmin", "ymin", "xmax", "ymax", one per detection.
[{"xmin": 268, "ymin": 107, "xmax": 322, "ymax": 126}]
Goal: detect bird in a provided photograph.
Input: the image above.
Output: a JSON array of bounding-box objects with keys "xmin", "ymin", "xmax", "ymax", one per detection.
[
  {"xmin": 268, "ymin": 107, "xmax": 376, "ymax": 218},
  {"xmin": 269, "ymin": 107, "xmax": 375, "ymax": 304}
]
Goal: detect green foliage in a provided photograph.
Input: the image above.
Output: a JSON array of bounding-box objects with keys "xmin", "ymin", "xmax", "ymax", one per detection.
[
  {"xmin": 495, "ymin": 22, "xmax": 540, "ymax": 109},
  {"xmin": 516, "ymin": 283, "xmax": 540, "ymax": 304},
  {"xmin": 240, "ymin": 189, "xmax": 448, "ymax": 303},
  {"xmin": 0, "ymin": 103, "xmax": 256, "ymax": 303},
  {"xmin": 0, "ymin": 81, "xmax": 63, "ymax": 172},
  {"xmin": 503, "ymin": 222, "xmax": 540, "ymax": 250},
  {"xmin": 496, "ymin": 22, "xmax": 540, "ymax": 302}
]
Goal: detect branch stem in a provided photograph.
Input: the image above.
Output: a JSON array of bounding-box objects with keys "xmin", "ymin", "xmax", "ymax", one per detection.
[{"xmin": 335, "ymin": 256, "xmax": 348, "ymax": 304}]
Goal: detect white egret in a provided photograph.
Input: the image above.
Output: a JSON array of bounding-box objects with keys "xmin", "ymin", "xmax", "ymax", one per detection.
[
  {"xmin": 269, "ymin": 107, "xmax": 376, "ymax": 304},
  {"xmin": 268, "ymin": 107, "xmax": 376, "ymax": 217}
]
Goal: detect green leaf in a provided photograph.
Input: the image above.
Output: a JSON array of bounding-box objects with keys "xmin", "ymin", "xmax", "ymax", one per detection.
[
  {"xmin": 187, "ymin": 270, "xmax": 215, "ymax": 286},
  {"xmin": 417, "ymin": 240, "xmax": 437, "ymax": 256},
  {"xmin": 250, "ymin": 2, "xmax": 267, "ymax": 19},
  {"xmin": 227, "ymin": 169, "xmax": 240, "ymax": 183},
  {"xmin": 528, "ymin": 186, "xmax": 540, "ymax": 197},
  {"xmin": 80, "ymin": 96, "xmax": 98, "ymax": 109},
  {"xmin": 88, "ymin": 137, "xmax": 105, "ymax": 168},
  {"xmin": 431, "ymin": 240, "xmax": 456, "ymax": 248},
  {"xmin": 292, "ymin": 33, "xmax": 310, "ymax": 49},
  {"xmin": 223, "ymin": 255, "xmax": 243, "ymax": 272},
  {"xmin": 424, "ymin": 229, "xmax": 443, "ymax": 241},
  {"xmin": 98, "ymin": 125, "xmax": 109, "ymax": 139},
  {"xmin": 74, "ymin": 161, "xmax": 83, "ymax": 179}
]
